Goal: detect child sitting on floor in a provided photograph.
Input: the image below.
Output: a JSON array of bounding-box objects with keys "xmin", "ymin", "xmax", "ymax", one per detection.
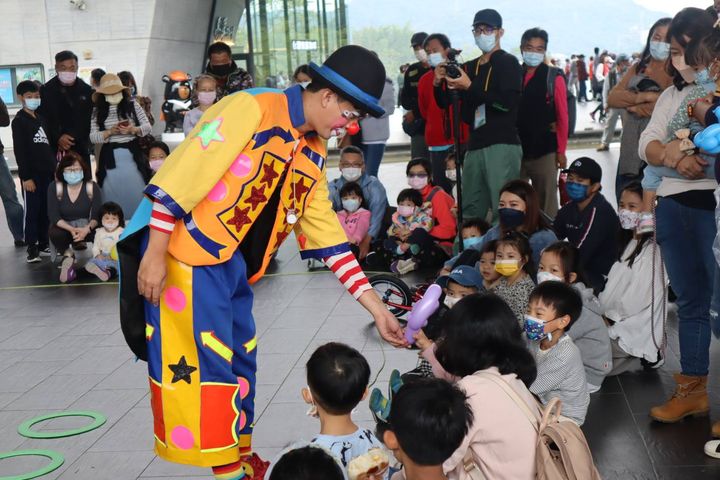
[
  {"xmin": 268, "ymin": 444, "xmax": 346, "ymax": 480},
  {"xmin": 380, "ymin": 379, "xmax": 472, "ymax": 480},
  {"xmin": 337, "ymin": 182, "xmax": 371, "ymax": 258},
  {"xmin": 85, "ymin": 201, "xmax": 125, "ymax": 281},
  {"xmin": 491, "ymin": 232, "xmax": 536, "ymax": 325},
  {"xmin": 304, "ymin": 342, "xmax": 388, "ymax": 479},
  {"xmin": 537, "ymin": 241, "xmax": 612, "ymax": 393},
  {"xmin": 526, "ymin": 281, "xmax": 590, "ymax": 425},
  {"xmin": 477, "ymin": 240, "xmax": 501, "ymax": 291},
  {"xmin": 385, "ymin": 189, "xmax": 432, "ymax": 275}
]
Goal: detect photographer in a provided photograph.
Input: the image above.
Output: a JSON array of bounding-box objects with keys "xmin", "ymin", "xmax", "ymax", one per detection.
[
  {"xmin": 517, "ymin": 27, "xmax": 569, "ymax": 218},
  {"xmin": 418, "ymin": 33, "xmax": 469, "ymax": 194},
  {"xmin": 434, "ymin": 9, "xmax": 523, "ymax": 223},
  {"xmin": 401, "ymin": 32, "xmax": 431, "ymax": 160}
]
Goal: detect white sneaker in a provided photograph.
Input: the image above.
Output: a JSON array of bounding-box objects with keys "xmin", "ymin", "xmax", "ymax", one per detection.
[
  {"xmin": 396, "ymin": 258, "xmax": 418, "ymax": 275},
  {"xmin": 704, "ymin": 439, "xmax": 720, "ymax": 458}
]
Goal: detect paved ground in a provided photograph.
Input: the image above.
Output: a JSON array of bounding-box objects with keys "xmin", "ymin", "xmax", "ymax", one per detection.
[{"xmin": 1, "ymin": 133, "xmax": 720, "ymax": 478}]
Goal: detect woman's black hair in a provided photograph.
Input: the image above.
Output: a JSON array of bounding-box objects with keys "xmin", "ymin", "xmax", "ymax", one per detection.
[
  {"xmin": 540, "ymin": 241, "xmax": 585, "ymax": 284},
  {"xmin": 293, "ymin": 64, "xmax": 311, "ymax": 81},
  {"xmin": 423, "ymin": 33, "xmax": 452, "ymax": 50},
  {"xmin": 618, "ymin": 182, "xmax": 652, "ymax": 267},
  {"xmin": 117, "ymin": 71, "xmax": 137, "ymax": 91},
  {"xmin": 496, "ymin": 231, "xmax": 535, "ymax": 277},
  {"xmin": 91, "ymin": 68, "xmax": 106, "ymax": 86},
  {"xmin": 339, "ymin": 181, "xmax": 366, "ymax": 208},
  {"xmin": 637, "ymin": 17, "xmax": 672, "ymax": 74},
  {"xmin": 435, "ymin": 294, "xmax": 537, "ymax": 386},
  {"xmin": 499, "ymin": 179, "xmax": 551, "ymax": 235},
  {"xmin": 148, "ymin": 141, "xmax": 170, "ymax": 156},
  {"xmin": 406, "ymin": 157, "xmax": 433, "ymax": 180},
  {"xmin": 94, "ymin": 88, "xmax": 136, "ymax": 131},
  {"xmin": 685, "ymin": 24, "xmax": 720, "ymax": 68},
  {"xmin": 269, "ymin": 446, "xmax": 344, "ymax": 480},
  {"xmin": 666, "ymin": 8, "xmax": 715, "ymax": 89},
  {"xmin": 397, "ymin": 188, "xmax": 423, "ymax": 207},
  {"xmin": 99, "ymin": 201, "xmax": 126, "ymax": 228}
]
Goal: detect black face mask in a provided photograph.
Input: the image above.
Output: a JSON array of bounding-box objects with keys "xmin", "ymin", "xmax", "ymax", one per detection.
[{"xmin": 208, "ymin": 63, "xmax": 233, "ymax": 76}]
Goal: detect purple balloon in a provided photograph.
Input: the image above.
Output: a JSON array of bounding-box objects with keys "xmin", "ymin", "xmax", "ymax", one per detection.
[{"xmin": 405, "ymin": 284, "xmax": 442, "ymax": 344}]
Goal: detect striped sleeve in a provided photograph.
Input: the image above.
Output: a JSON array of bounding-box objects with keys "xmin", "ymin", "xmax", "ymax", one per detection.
[
  {"xmin": 323, "ymin": 251, "xmax": 371, "ymax": 300},
  {"xmin": 149, "ymin": 199, "xmax": 177, "ymax": 234}
]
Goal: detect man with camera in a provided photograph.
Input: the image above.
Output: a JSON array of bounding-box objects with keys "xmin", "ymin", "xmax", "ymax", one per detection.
[
  {"xmin": 434, "ymin": 9, "xmax": 522, "ymax": 223},
  {"xmin": 401, "ymin": 32, "xmax": 431, "ymax": 160},
  {"xmin": 417, "ymin": 33, "xmax": 469, "ymax": 194},
  {"xmin": 517, "ymin": 28, "xmax": 569, "ymax": 217}
]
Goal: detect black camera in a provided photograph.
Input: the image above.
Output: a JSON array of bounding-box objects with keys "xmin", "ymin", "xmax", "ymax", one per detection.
[{"xmin": 445, "ymin": 48, "xmax": 463, "ymax": 79}]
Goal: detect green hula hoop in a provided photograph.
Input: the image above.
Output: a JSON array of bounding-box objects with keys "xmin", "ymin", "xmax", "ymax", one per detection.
[
  {"xmin": 0, "ymin": 450, "xmax": 64, "ymax": 480},
  {"xmin": 17, "ymin": 411, "xmax": 107, "ymax": 439}
]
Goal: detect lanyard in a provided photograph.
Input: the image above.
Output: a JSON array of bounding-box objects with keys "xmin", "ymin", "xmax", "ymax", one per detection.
[{"xmin": 474, "ymin": 59, "xmax": 493, "ymax": 92}]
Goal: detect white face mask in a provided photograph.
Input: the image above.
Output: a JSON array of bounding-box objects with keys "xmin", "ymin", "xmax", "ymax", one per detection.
[
  {"xmin": 444, "ymin": 295, "xmax": 460, "ymax": 309},
  {"xmin": 342, "ymin": 198, "xmax": 360, "ymax": 213},
  {"xmin": 428, "ymin": 52, "xmax": 445, "ymax": 68},
  {"xmin": 103, "ymin": 221, "xmax": 119, "ymax": 232},
  {"xmin": 537, "ymin": 271, "xmax": 563, "ymax": 284},
  {"xmin": 304, "ymin": 386, "xmax": 319, "ymax": 418},
  {"xmin": 149, "ymin": 159, "xmax": 164, "ymax": 172},
  {"xmin": 619, "ymin": 209, "xmax": 641, "ymax": 230},
  {"xmin": 342, "ymin": 167, "xmax": 362, "ymax": 182},
  {"xmin": 58, "ymin": 71, "xmax": 77, "ymax": 85},
  {"xmin": 105, "ymin": 93, "xmax": 123, "ymax": 105},
  {"xmin": 445, "ymin": 169, "xmax": 457, "ymax": 182},
  {"xmin": 415, "ymin": 49, "xmax": 428, "ymax": 63},
  {"xmin": 397, "ymin": 205, "xmax": 415, "ymax": 217}
]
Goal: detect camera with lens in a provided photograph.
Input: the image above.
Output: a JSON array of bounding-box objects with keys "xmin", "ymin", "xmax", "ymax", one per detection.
[{"xmin": 445, "ymin": 48, "xmax": 463, "ymax": 79}]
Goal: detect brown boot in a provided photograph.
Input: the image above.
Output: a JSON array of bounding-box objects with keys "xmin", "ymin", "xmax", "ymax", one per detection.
[
  {"xmin": 712, "ymin": 420, "xmax": 720, "ymax": 438},
  {"xmin": 649, "ymin": 374, "xmax": 709, "ymax": 423}
]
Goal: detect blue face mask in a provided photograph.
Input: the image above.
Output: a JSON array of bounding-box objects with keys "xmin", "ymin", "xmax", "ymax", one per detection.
[
  {"xmin": 649, "ymin": 41, "xmax": 670, "ymax": 61},
  {"xmin": 524, "ymin": 315, "xmax": 547, "ymax": 341},
  {"xmin": 498, "ymin": 208, "xmax": 526, "ymax": 229},
  {"xmin": 565, "ymin": 181, "xmax": 589, "ymax": 202},
  {"xmin": 475, "ymin": 33, "xmax": 497, "ymax": 53},
  {"xmin": 463, "ymin": 235, "xmax": 484, "ymax": 249},
  {"xmin": 522, "ymin": 51, "xmax": 545, "ymax": 67},
  {"xmin": 24, "ymin": 98, "xmax": 41, "ymax": 111},
  {"xmin": 63, "ymin": 171, "xmax": 84, "ymax": 185},
  {"xmin": 695, "ymin": 68, "xmax": 716, "ymax": 94}
]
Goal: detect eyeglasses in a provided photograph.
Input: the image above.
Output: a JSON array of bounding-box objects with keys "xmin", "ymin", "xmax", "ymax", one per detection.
[
  {"xmin": 341, "ymin": 109, "xmax": 365, "ymax": 121},
  {"xmin": 472, "ymin": 25, "xmax": 497, "ymax": 35}
]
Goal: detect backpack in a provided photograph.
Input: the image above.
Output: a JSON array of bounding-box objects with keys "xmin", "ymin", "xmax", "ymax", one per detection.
[
  {"xmin": 547, "ymin": 66, "xmax": 577, "ymax": 137},
  {"xmin": 460, "ymin": 372, "xmax": 601, "ymax": 480}
]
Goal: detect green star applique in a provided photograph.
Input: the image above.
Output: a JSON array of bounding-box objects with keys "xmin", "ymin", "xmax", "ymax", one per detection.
[{"xmin": 195, "ymin": 117, "xmax": 225, "ymax": 149}]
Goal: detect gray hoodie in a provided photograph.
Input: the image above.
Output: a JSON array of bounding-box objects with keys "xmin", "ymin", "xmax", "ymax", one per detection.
[
  {"xmin": 359, "ymin": 78, "xmax": 396, "ymax": 143},
  {"xmin": 568, "ymin": 283, "xmax": 613, "ymax": 388}
]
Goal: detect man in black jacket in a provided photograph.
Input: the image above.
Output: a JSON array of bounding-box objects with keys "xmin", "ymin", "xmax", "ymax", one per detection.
[
  {"xmin": 0, "ymin": 96, "xmax": 25, "ymax": 246},
  {"xmin": 401, "ymin": 32, "xmax": 431, "ymax": 160},
  {"xmin": 434, "ymin": 9, "xmax": 523, "ymax": 223},
  {"xmin": 12, "ymin": 81, "xmax": 56, "ymax": 262},
  {"xmin": 39, "ymin": 50, "xmax": 93, "ymax": 163}
]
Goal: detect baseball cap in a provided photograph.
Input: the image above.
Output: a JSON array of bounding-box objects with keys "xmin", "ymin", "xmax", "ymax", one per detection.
[
  {"xmin": 436, "ymin": 266, "xmax": 484, "ymax": 291},
  {"xmin": 562, "ymin": 157, "xmax": 602, "ymax": 184},
  {"xmin": 411, "ymin": 32, "xmax": 429, "ymax": 48},
  {"xmin": 473, "ymin": 9, "xmax": 502, "ymax": 29}
]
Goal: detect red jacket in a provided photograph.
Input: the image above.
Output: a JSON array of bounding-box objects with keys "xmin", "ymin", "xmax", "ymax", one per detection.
[
  {"xmin": 420, "ymin": 184, "xmax": 457, "ymax": 244},
  {"xmin": 418, "ymin": 71, "xmax": 469, "ymax": 147}
]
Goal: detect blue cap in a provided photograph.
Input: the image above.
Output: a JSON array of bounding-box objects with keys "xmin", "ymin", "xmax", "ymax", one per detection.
[{"xmin": 436, "ymin": 266, "xmax": 484, "ymax": 290}]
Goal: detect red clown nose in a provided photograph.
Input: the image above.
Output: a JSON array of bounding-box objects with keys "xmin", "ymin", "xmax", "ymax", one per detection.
[{"xmin": 346, "ymin": 122, "xmax": 361, "ymax": 136}]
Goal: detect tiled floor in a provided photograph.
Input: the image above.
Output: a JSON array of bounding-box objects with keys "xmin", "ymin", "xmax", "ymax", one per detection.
[{"xmin": 1, "ymin": 142, "xmax": 719, "ymax": 479}]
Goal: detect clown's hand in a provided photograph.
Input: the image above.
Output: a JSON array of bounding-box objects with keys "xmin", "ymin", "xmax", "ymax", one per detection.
[{"xmin": 358, "ymin": 289, "xmax": 408, "ymax": 348}]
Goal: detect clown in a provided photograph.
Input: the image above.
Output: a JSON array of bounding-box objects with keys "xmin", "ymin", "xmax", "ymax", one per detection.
[{"xmin": 118, "ymin": 46, "xmax": 406, "ymax": 480}]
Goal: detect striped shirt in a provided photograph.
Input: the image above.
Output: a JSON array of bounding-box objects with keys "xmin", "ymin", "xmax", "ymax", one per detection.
[
  {"xmin": 90, "ymin": 101, "xmax": 152, "ymax": 145},
  {"xmin": 529, "ymin": 334, "xmax": 590, "ymax": 425}
]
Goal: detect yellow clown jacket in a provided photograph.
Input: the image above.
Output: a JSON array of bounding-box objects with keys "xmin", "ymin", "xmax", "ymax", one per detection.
[{"xmin": 144, "ymin": 85, "xmax": 350, "ymax": 282}]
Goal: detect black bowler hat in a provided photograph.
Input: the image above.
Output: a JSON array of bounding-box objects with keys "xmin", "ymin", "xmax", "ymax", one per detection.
[
  {"xmin": 563, "ymin": 157, "xmax": 602, "ymax": 184},
  {"xmin": 309, "ymin": 45, "xmax": 387, "ymax": 118},
  {"xmin": 411, "ymin": 32, "xmax": 429, "ymax": 47},
  {"xmin": 473, "ymin": 9, "xmax": 503, "ymax": 28}
]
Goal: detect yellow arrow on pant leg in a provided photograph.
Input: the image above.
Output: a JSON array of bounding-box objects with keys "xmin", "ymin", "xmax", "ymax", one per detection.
[
  {"xmin": 243, "ymin": 336, "xmax": 257, "ymax": 354},
  {"xmin": 200, "ymin": 331, "xmax": 233, "ymax": 363}
]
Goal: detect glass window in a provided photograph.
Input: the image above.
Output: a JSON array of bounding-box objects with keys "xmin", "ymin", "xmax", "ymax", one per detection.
[{"xmin": 0, "ymin": 64, "xmax": 45, "ymax": 106}]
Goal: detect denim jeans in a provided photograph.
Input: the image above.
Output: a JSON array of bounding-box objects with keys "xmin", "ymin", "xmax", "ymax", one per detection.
[
  {"xmin": 655, "ymin": 197, "xmax": 716, "ymax": 376},
  {"xmin": 361, "ymin": 143, "xmax": 387, "ymax": 179},
  {"xmin": 0, "ymin": 154, "xmax": 24, "ymax": 241}
]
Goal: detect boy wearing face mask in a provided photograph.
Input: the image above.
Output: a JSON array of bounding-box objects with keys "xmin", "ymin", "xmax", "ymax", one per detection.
[
  {"xmin": 12, "ymin": 81, "xmax": 56, "ymax": 263},
  {"xmin": 554, "ymin": 157, "xmax": 620, "ymax": 293},
  {"xmin": 386, "ymin": 189, "xmax": 433, "ymax": 274},
  {"xmin": 526, "ymin": 281, "xmax": 590, "ymax": 426},
  {"xmin": 183, "ymin": 75, "xmax": 218, "ymax": 136}
]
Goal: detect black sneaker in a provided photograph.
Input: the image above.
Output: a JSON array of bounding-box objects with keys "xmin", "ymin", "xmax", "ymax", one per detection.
[
  {"xmin": 26, "ymin": 245, "xmax": 41, "ymax": 263},
  {"xmin": 38, "ymin": 244, "xmax": 51, "ymax": 256},
  {"xmin": 14, "ymin": 239, "xmax": 27, "ymax": 247},
  {"xmin": 641, "ymin": 351, "xmax": 665, "ymax": 370}
]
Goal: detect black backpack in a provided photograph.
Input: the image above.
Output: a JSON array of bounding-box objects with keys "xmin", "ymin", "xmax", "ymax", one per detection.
[{"xmin": 547, "ymin": 66, "xmax": 576, "ymax": 137}]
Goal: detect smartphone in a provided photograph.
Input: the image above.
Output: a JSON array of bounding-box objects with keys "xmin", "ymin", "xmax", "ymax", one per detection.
[{"xmin": 118, "ymin": 120, "xmax": 130, "ymax": 128}]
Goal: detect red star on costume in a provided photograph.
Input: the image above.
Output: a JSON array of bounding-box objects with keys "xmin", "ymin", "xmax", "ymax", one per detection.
[
  {"xmin": 244, "ymin": 185, "xmax": 268, "ymax": 211},
  {"xmin": 290, "ymin": 178, "xmax": 311, "ymax": 203},
  {"xmin": 274, "ymin": 230, "xmax": 290, "ymax": 250},
  {"xmin": 226, "ymin": 206, "xmax": 252, "ymax": 233},
  {"xmin": 260, "ymin": 163, "xmax": 279, "ymax": 187}
]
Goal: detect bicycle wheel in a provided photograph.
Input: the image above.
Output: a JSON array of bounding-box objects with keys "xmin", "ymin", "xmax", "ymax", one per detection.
[{"xmin": 369, "ymin": 273, "xmax": 414, "ymax": 319}]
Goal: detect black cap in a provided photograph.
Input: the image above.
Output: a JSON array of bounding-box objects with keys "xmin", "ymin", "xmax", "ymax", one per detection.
[
  {"xmin": 308, "ymin": 45, "xmax": 387, "ymax": 118},
  {"xmin": 473, "ymin": 9, "xmax": 502, "ymax": 28},
  {"xmin": 411, "ymin": 32, "xmax": 429, "ymax": 47},
  {"xmin": 562, "ymin": 157, "xmax": 602, "ymax": 184}
]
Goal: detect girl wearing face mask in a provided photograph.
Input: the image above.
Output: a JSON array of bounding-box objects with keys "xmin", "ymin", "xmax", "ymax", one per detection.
[
  {"xmin": 607, "ymin": 18, "xmax": 673, "ymax": 200},
  {"xmin": 599, "ymin": 183, "xmax": 668, "ymax": 378},
  {"xmin": 90, "ymin": 73, "xmax": 152, "ymax": 220},
  {"xmin": 441, "ymin": 179, "xmax": 557, "ymax": 275},
  {"xmin": 404, "ymin": 158, "xmax": 457, "ymax": 263},
  {"xmin": 47, "ymin": 152, "xmax": 103, "ymax": 283},
  {"xmin": 85, "ymin": 201, "xmax": 125, "ymax": 282},
  {"xmin": 538, "ymin": 241, "xmax": 612, "ymax": 393},
  {"xmin": 490, "ymin": 232, "xmax": 536, "ymax": 325},
  {"xmin": 183, "ymin": 75, "xmax": 219, "ymax": 136},
  {"xmin": 336, "ymin": 182, "xmax": 371, "ymax": 258},
  {"xmin": 147, "ymin": 141, "xmax": 170, "ymax": 174},
  {"xmin": 385, "ymin": 188, "xmax": 433, "ymax": 274}
]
